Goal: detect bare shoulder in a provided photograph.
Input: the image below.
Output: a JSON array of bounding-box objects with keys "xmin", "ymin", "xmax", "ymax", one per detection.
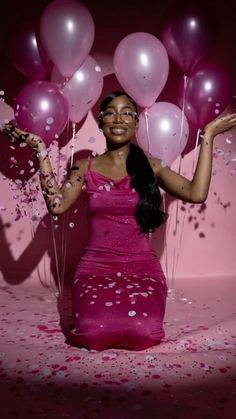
[
  {"xmin": 72, "ymin": 158, "xmax": 87, "ymax": 168},
  {"xmin": 147, "ymin": 157, "xmax": 163, "ymax": 176},
  {"xmin": 70, "ymin": 158, "xmax": 89, "ymax": 176},
  {"xmin": 72, "ymin": 155, "xmax": 102, "ymax": 175}
]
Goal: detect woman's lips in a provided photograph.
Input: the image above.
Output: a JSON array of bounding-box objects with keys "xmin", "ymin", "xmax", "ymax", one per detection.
[{"xmin": 110, "ymin": 127, "xmax": 127, "ymax": 135}]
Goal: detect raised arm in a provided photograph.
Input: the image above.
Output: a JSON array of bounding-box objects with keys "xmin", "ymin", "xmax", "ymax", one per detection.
[
  {"xmin": 151, "ymin": 113, "xmax": 236, "ymax": 203},
  {"xmin": 3, "ymin": 124, "xmax": 87, "ymax": 214}
]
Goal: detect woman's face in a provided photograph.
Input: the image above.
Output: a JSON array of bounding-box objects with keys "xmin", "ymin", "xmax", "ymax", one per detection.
[{"xmin": 100, "ymin": 95, "xmax": 138, "ymax": 146}]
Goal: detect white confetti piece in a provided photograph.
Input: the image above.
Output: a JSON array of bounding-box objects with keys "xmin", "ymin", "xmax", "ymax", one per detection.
[
  {"xmin": 46, "ymin": 117, "xmax": 54, "ymax": 124},
  {"xmin": 128, "ymin": 310, "xmax": 136, "ymax": 317}
]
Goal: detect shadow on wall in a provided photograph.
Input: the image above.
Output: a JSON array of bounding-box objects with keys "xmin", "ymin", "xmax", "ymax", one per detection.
[{"xmin": 0, "ymin": 149, "xmax": 95, "ymax": 286}]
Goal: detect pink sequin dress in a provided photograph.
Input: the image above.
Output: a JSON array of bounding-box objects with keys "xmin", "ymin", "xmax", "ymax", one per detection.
[{"xmin": 69, "ymin": 156, "xmax": 168, "ymax": 351}]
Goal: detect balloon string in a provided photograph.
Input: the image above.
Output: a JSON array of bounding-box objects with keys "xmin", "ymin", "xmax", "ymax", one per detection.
[
  {"xmin": 162, "ymin": 194, "xmax": 169, "ymax": 284},
  {"xmin": 50, "ymin": 216, "xmax": 62, "ymax": 295},
  {"xmin": 49, "ymin": 136, "xmax": 64, "ymax": 295},
  {"xmin": 174, "ymin": 205, "xmax": 187, "ymax": 276},
  {"xmin": 191, "ymin": 128, "xmax": 201, "ymax": 175},
  {"xmin": 25, "ymin": 181, "xmax": 43, "ymax": 286},
  {"xmin": 170, "ymin": 200, "xmax": 179, "ymax": 294},
  {"xmin": 179, "ymin": 74, "xmax": 188, "ymax": 149},
  {"xmin": 144, "ymin": 108, "xmax": 151, "ymax": 155},
  {"xmin": 61, "ymin": 122, "xmax": 77, "ymax": 291},
  {"xmin": 169, "ymin": 75, "xmax": 188, "ymax": 295},
  {"xmin": 70, "ymin": 123, "xmax": 76, "ymax": 168}
]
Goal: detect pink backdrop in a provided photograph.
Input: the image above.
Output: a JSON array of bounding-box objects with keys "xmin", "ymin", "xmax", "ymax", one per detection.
[
  {"xmin": 0, "ymin": 2, "xmax": 236, "ymax": 418},
  {"xmin": 1, "ymin": 111, "xmax": 236, "ymax": 288},
  {"xmin": 0, "ymin": 0, "xmax": 235, "ymax": 290}
]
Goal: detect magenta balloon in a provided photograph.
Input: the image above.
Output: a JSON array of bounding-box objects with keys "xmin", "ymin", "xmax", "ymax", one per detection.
[
  {"xmin": 161, "ymin": 0, "xmax": 217, "ymax": 74},
  {"xmin": 14, "ymin": 81, "xmax": 69, "ymax": 146},
  {"xmin": 113, "ymin": 32, "xmax": 169, "ymax": 108},
  {"xmin": 62, "ymin": 56, "xmax": 103, "ymax": 123},
  {"xmin": 8, "ymin": 20, "xmax": 52, "ymax": 81},
  {"xmin": 178, "ymin": 61, "xmax": 231, "ymax": 128},
  {"xmin": 136, "ymin": 102, "xmax": 189, "ymax": 166},
  {"xmin": 39, "ymin": 0, "xmax": 95, "ymax": 78}
]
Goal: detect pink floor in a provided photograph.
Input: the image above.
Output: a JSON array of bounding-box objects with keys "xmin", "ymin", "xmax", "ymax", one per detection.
[{"xmin": 1, "ymin": 276, "xmax": 236, "ymax": 419}]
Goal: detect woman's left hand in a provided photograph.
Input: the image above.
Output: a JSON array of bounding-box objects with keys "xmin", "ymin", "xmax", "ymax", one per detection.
[{"xmin": 204, "ymin": 113, "xmax": 236, "ymax": 137}]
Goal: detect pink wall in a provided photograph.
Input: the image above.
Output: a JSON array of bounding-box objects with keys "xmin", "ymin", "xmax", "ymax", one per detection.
[{"xmin": 0, "ymin": 0, "xmax": 236, "ymax": 289}]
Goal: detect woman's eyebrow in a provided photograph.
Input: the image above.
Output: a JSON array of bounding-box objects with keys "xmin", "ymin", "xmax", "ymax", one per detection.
[{"xmin": 106, "ymin": 105, "xmax": 134, "ymax": 110}]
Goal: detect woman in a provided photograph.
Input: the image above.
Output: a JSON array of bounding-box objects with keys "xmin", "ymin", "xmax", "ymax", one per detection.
[{"xmin": 3, "ymin": 91, "xmax": 236, "ymax": 351}]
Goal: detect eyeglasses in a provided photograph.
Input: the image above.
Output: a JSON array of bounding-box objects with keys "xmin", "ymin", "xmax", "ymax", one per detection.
[{"xmin": 100, "ymin": 110, "xmax": 138, "ymax": 123}]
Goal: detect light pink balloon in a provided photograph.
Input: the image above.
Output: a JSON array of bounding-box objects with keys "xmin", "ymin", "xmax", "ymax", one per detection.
[
  {"xmin": 50, "ymin": 65, "xmax": 65, "ymax": 87},
  {"xmin": 136, "ymin": 102, "xmax": 189, "ymax": 166},
  {"xmin": 0, "ymin": 101, "xmax": 14, "ymax": 124},
  {"xmin": 113, "ymin": 32, "xmax": 169, "ymax": 108},
  {"xmin": 62, "ymin": 56, "xmax": 103, "ymax": 123},
  {"xmin": 39, "ymin": 0, "xmax": 95, "ymax": 78},
  {"xmin": 14, "ymin": 81, "xmax": 69, "ymax": 146},
  {"xmin": 8, "ymin": 20, "xmax": 52, "ymax": 81}
]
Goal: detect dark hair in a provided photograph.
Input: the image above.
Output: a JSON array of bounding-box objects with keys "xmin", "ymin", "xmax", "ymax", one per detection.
[{"xmin": 99, "ymin": 91, "xmax": 168, "ymax": 234}]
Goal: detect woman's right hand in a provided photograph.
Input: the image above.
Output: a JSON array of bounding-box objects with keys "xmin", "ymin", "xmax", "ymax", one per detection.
[{"xmin": 2, "ymin": 122, "xmax": 46, "ymax": 151}]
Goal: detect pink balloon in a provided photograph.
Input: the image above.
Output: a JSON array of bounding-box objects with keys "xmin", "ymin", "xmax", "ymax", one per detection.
[
  {"xmin": 62, "ymin": 56, "xmax": 103, "ymax": 123},
  {"xmin": 39, "ymin": 0, "xmax": 95, "ymax": 78},
  {"xmin": 14, "ymin": 81, "xmax": 69, "ymax": 146},
  {"xmin": 0, "ymin": 101, "xmax": 14, "ymax": 125},
  {"xmin": 178, "ymin": 61, "xmax": 231, "ymax": 128},
  {"xmin": 50, "ymin": 65, "xmax": 65, "ymax": 87},
  {"xmin": 8, "ymin": 20, "xmax": 52, "ymax": 81},
  {"xmin": 113, "ymin": 32, "xmax": 169, "ymax": 108},
  {"xmin": 161, "ymin": 0, "xmax": 217, "ymax": 74},
  {"xmin": 136, "ymin": 102, "xmax": 189, "ymax": 166}
]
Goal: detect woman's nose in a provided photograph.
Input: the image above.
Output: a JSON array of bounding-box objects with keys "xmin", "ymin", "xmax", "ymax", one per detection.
[{"xmin": 114, "ymin": 112, "xmax": 122, "ymax": 122}]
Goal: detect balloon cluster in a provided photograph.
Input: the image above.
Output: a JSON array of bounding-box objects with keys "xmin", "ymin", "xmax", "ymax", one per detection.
[
  {"xmin": 161, "ymin": 0, "xmax": 231, "ymax": 129},
  {"xmin": 112, "ymin": 0, "xmax": 231, "ymax": 164},
  {"xmin": 8, "ymin": 0, "xmax": 103, "ymax": 147},
  {"xmin": 7, "ymin": 0, "xmax": 231, "ymax": 161}
]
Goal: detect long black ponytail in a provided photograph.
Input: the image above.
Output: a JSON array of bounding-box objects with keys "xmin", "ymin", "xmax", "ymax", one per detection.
[{"xmin": 99, "ymin": 91, "xmax": 168, "ymax": 234}]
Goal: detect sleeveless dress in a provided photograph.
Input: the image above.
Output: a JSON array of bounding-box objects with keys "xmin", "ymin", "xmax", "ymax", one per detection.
[{"xmin": 68, "ymin": 156, "xmax": 168, "ymax": 351}]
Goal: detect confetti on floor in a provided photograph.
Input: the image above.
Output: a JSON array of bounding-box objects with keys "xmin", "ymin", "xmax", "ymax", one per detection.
[{"xmin": 0, "ymin": 276, "xmax": 235, "ymax": 419}]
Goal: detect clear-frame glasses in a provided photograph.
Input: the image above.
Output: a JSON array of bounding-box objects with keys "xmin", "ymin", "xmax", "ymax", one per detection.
[{"xmin": 100, "ymin": 109, "xmax": 138, "ymax": 123}]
